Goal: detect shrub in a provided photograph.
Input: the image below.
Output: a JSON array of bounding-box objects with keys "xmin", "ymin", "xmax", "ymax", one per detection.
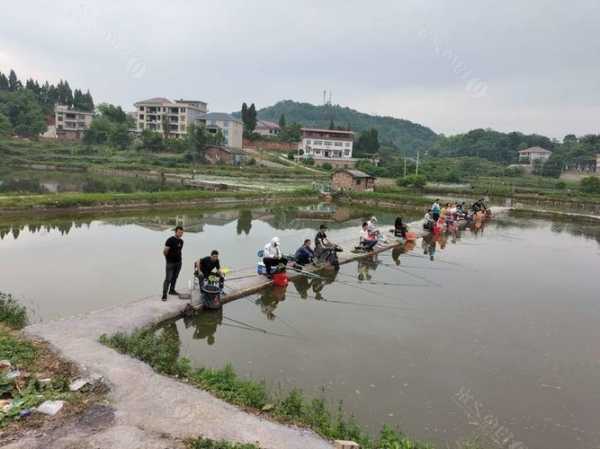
[
  {"xmin": 287, "ymin": 151, "xmax": 295, "ymax": 160},
  {"xmin": 397, "ymin": 174, "xmax": 427, "ymax": 189},
  {"xmin": 0, "ymin": 292, "xmax": 28, "ymax": 329},
  {"xmin": 556, "ymin": 181, "xmax": 567, "ymax": 190},
  {"xmin": 580, "ymin": 176, "xmax": 600, "ymax": 194},
  {"xmin": 187, "ymin": 438, "xmax": 260, "ymax": 449},
  {"xmin": 321, "ymin": 162, "xmax": 333, "ymax": 171},
  {"xmin": 303, "ymin": 157, "xmax": 315, "ymax": 166}
]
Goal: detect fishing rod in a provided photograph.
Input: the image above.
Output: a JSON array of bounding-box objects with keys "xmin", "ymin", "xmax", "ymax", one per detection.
[
  {"xmin": 283, "ymin": 290, "xmax": 415, "ymax": 311},
  {"xmin": 220, "ymin": 321, "xmax": 301, "ymax": 340},
  {"xmin": 375, "ymin": 262, "xmax": 442, "ymax": 288},
  {"xmin": 241, "ymin": 295, "xmax": 307, "ymax": 338}
]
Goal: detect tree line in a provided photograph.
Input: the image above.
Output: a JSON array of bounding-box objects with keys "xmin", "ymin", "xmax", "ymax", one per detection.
[{"xmin": 0, "ymin": 68, "xmax": 95, "ymax": 138}]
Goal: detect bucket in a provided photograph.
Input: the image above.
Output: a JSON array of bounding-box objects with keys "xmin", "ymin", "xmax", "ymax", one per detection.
[
  {"xmin": 201, "ymin": 285, "xmax": 222, "ymax": 310},
  {"xmin": 271, "ymin": 272, "xmax": 288, "ymax": 287}
]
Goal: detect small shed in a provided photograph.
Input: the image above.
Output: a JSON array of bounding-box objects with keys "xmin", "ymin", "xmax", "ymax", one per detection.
[
  {"xmin": 205, "ymin": 145, "xmax": 248, "ymax": 166},
  {"xmin": 331, "ymin": 169, "xmax": 375, "ymax": 192}
]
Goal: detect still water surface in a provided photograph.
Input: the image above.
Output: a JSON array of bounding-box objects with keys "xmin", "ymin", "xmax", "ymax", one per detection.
[{"xmin": 1, "ymin": 205, "xmax": 599, "ymax": 449}]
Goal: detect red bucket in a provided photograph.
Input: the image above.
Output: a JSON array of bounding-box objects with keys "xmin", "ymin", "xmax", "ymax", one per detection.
[{"xmin": 272, "ymin": 272, "xmax": 289, "ymax": 287}]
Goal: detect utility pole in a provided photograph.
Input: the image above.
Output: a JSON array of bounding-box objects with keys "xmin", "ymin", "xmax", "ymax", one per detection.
[
  {"xmin": 416, "ymin": 151, "xmax": 420, "ymax": 175},
  {"xmin": 403, "ymin": 157, "xmax": 407, "ymax": 177}
]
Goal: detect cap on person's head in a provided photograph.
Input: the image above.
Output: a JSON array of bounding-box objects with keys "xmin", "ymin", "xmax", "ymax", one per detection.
[
  {"xmin": 370, "ymin": 216, "xmax": 377, "ymax": 222},
  {"xmin": 272, "ymin": 237, "xmax": 280, "ymax": 245}
]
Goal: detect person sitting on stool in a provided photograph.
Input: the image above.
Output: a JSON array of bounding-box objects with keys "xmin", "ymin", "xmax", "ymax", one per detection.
[
  {"xmin": 263, "ymin": 237, "xmax": 288, "ymax": 277},
  {"xmin": 294, "ymin": 239, "xmax": 315, "ymax": 266},
  {"xmin": 195, "ymin": 250, "xmax": 224, "ymax": 292}
]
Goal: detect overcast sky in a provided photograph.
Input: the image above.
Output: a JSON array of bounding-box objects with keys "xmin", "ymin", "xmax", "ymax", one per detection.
[{"xmin": 2, "ymin": 0, "xmax": 599, "ymax": 138}]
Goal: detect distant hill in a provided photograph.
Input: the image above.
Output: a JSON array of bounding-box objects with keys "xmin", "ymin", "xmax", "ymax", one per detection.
[{"xmin": 248, "ymin": 100, "xmax": 437, "ymax": 154}]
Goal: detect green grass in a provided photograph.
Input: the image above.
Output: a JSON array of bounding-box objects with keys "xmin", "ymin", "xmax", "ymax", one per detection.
[
  {"xmin": 99, "ymin": 328, "xmax": 461, "ymax": 449},
  {"xmin": 0, "ymin": 292, "xmax": 28, "ymax": 329},
  {"xmin": 0, "ymin": 188, "xmax": 317, "ymax": 211},
  {"xmin": 186, "ymin": 438, "xmax": 260, "ymax": 449}
]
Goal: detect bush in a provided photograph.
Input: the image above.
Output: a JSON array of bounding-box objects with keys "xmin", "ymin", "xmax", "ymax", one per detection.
[
  {"xmin": 287, "ymin": 151, "xmax": 295, "ymax": 160},
  {"xmin": 303, "ymin": 157, "xmax": 315, "ymax": 166},
  {"xmin": 321, "ymin": 162, "xmax": 332, "ymax": 171},
  {"xmin": 580, "ymin": 176, "xmax": 600, "ymax": 194},
  {"xmin": 0, "ymin": 292, "xmax": 28, "ymax": 329},
  {"xmin": 397, "ymin": 174, "xmax": 427, "ymax": 189},
  {"xmin": 556, "ymin": 181, "xmax": 567, "ymax": 190}
]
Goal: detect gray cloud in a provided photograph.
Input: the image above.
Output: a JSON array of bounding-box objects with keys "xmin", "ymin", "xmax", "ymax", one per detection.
[{"xmin": 1, "ymin": 0, "xmax": 599, "ymax": 138}]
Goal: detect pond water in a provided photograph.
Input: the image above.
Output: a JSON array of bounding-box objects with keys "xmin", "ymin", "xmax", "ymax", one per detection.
[{"xmin": 1, "ymin": 205, "xmax": 599, "ymax": 449}]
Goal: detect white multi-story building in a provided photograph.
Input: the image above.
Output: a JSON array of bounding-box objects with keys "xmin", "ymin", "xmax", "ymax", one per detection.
[
  {"xmin": 518, "ymin": 146, "xmax": 552, "ymax": 165},
  {"xmin": 297, "ymin": 128, "xmax": 356, "ymax": 168},
  {"xmin": 134, "ymin": 97, "xmax": 207, "ymax": 137},
  {"xmin": 255, "ymin": 120, "xmax": 280, "ymax": 137},
  {"xmin": 206, "ymin": 112, "xmax": 244, "ymax": 149}
]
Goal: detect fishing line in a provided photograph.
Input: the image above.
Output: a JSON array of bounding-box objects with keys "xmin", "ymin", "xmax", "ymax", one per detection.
[
  {"xmin": 220, "ymin": 322, "xmax": 301, "ymax": 340},
  {"xmin": 284, "ymin": 290, "xmax": 414, "ymax": 311},
  {"xmin": 375, "ymin": 262, "xmax": 442, "ymax": 287}
]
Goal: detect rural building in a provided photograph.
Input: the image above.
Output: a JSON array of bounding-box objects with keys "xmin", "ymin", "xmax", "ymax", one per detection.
[
  {"xmin": 518, "ymin": 146, "xmax": 552, "ymax": 165},
  {"xmin": 255, "ymin": 120, "xmax": 280, "ymax": 137},
  {"xmin": 297, "ymin": 128, "xmax": 357, "ymax": 168},
  {"xmin": 134, "ymin": 97, "xmax": 207, "ymax": 138},
  {"xmin": 43, "ymin": 104, "xmax": 94, "ymax": 140},
  {"xmin": 205, "ymin": 145, "xmax": 248, "ymax": 166},
  {"xmin": 206, "ymin": 112, "xmax": 244, "ymax": 149},
  {"xmin": 331, "ymin": 169, "xmax": 375, "ymax": 192}
]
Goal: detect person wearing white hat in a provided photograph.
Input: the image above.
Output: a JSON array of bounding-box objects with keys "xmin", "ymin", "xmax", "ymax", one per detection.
[{"xmin": 262, "ymin": 237, "xmax": 287, "ymax": 276}]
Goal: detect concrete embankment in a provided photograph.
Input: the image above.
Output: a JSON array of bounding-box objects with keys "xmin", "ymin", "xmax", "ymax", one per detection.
[{"xmin": 12, "ymin": 223, "xmax": 423, "ymax": 449}]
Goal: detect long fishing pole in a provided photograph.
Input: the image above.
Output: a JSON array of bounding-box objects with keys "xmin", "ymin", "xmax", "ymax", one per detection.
[
  {"xmin": 375, "ymin": 262, "xmax": 442, "ymax": 287},
  {"xmin": 220, "ymin": 321, "xmax": 301, "ymax": 340},
  {"xmin": 284, "ymin": 290, "xmax": 415, "ymax": 311},
  {"xmin": 241, "ymin": 295, "xmax": 307, "ymax": 338}
]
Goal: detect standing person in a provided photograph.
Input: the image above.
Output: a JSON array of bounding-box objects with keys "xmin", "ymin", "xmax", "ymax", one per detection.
[
  {"xmin": 431, "ymin": 200, "xmax": 441, "ymax": 222},
  {"xmin": 423, "ymin": 210, "xmax": 434, "ymax": 231},
  {"xmin": 263, "ymin": 237, "xmax": 287, "ymax": 276},
  {"xmin": 195, "ymin": 250, "xmax": 225, "ymax": 292},
  {"xmin": 162, "ymin": 226, "xmax": 184, "ymax": 301},
  {"xmin": 294, "ymin": 239, "xmax": 315, "ymax": 266}
]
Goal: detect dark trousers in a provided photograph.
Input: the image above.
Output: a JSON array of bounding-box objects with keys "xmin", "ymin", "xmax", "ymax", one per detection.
[
  {"xmin": 432, "ymin": 212, "xmax": 440, "ymax": 222},
  {"xmin": 360, "ymin": 239, "xmax": 377, "ymax": 251},
  {"xmin": 196, "ymin": 272, "xmax": 225, "ymax": 290},
  {"xmin": 163, "ymin": 262, "xmax": 182, "ymax": 296},
  {"xmin": 263, "ymin": 257, "xmax": 288, "ymax": 275}
]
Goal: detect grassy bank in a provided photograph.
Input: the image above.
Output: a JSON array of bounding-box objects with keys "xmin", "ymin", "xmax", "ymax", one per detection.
[
  {"xmin": 0, "ymin": 293, "xmax": 104, "ymax": 432},
  {"xmin": 100, "ymin": 327, "xmax": 479, "ymax": 449},
  {"xmin": 0, "ymin": 188, "xmax": 317, "ymax": 212}
]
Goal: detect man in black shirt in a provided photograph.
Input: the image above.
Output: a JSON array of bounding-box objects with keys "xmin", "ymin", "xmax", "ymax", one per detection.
[
  {"xmin": 162, "ymin": 226, "xmax": 184, "ymax": 301},
  {"xmin": 195, "ymin": 250, "xmax": 225, "ymax": 291}
]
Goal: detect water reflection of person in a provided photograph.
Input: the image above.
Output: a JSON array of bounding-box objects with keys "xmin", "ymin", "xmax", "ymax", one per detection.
[
  {"xmin": 358, "ymin": 254, "xmax": 378, "ymax": 281},
  {"xmin": 422, "ymin": 234, "xmax": 437, "ymax": 261},
  {"xmin": 258, "ymin": 286, "xmax": 287, "ymax": 320},
  {"xmin": 183, "ymin": 309, "xmax": 223, "ymax": 346},
  {"xmin": 311, "ymin": 270, "xmax": 337, "ymax": 300},
  {"xmin": 391, "ymin": 242, "xmax": 415, "ymax": 266}
]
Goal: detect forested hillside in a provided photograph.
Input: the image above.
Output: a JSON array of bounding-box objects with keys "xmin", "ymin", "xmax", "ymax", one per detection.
[{"xmin": 255, "ymin": 100, "xmax": 437, "ymax": 154}]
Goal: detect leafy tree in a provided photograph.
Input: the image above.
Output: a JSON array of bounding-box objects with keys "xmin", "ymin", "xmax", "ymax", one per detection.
[
  {"xmin": 279, "ymin": 122, "xmax": 302, "ymax": 142},
  {"xmin": 328, "ymin": 119, "xmax": 335, "ymax": 130},
  {"xmin": 83, "ymin": 116, "xmax": 113, "ymax": 145},
  {"xmin": 241, "ymin": 102, "xmax": 248, "ymax": 126},
  {"xmin": 109, "ymin": 123, "xmax": 131, "ymax": 150},
  {"xmin": 397, "ymin": 174, "xmax": 427, "ymax": 189},
  {"xmin": 0, "ymin": 90, "xmax": 46, "ymax": 137},
  {"xmin": 278, "ymin": 114, "xmax": 286, "ymax": 128},
  {"xmin": 245, "ymin": 103, "xmax": 257, "ymax": 135},
  {"xmin": 0, "ymin": 72, "xmax": 8, "ymax": 91},
  {"xmin": 97, "ymin": 103, "xmax": 128, "ymax": 123},
  {"xmin": 8, "ymin": 70, "xmax": 21, "ymax": 91},
  {"xmin": 207, "ymin": 128, "xmax": 225, "ymax": 146},
  {"xmin": 580, "ymin": 176, "xmax": 600, "ymax": 194},
  {"xmin": 185, "ymin": 124, "xmax": 208, "ymax": 162},
  {"xmin": 0, "ymin": 112, "xmax": 11, "ymax": 136},
  {"xmin": 356, "ymin": 128, "xmax": 380, "ymax": 155},
  {"xmin": 141, "ymin": 129, "xmax": 164, "ymax": 152}
]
